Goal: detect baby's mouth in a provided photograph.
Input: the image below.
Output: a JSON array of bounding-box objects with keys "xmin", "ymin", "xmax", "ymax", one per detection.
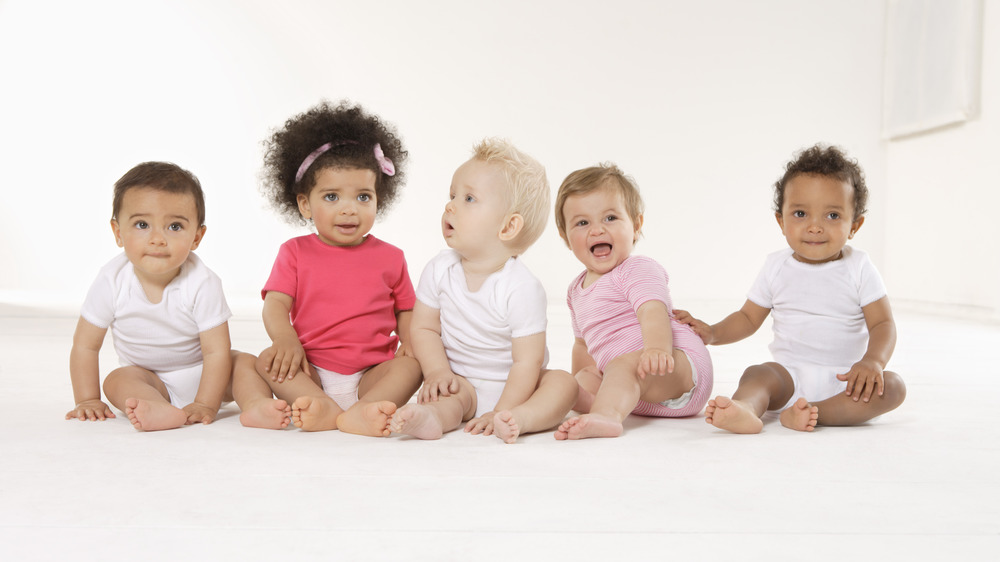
[{"xmin": 590, "ymin": 243, "xmax": 612, "ymax": 257}]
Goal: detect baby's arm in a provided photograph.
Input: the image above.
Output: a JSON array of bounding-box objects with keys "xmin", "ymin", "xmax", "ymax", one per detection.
[
  {"xmin": 838, "ymin": 297, "xmax": 897, "ymax": 402},
  {"xmin": 410, "ymin": 301, "xmax": 461, "ymax": 402},
  {"xmin": 465, "ymin": 332, "xmax": 545, "ymax": 434},
  {"xmin": 674, "ymin": 300, "xmax": 770, "ymax": 346},
  {"xmin": 636, "ymin": 300, "xmax": 674, "ymax": 378},
  {"xmin": 66, "ymin": 317, "xmax": 115, "ymax": 420},
  {"xmin": 183, "ymin": 322, "xmax": 233, "ymax": 424},
  {"xmin": 259, "ymin": 291, "xmax": 310, "ymax": 382},
  {"xmin": 395, "ymin": 309, "xmax": 415, "ymax": 358}
]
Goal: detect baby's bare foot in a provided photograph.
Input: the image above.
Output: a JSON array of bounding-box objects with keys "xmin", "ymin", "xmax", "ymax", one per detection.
[
  {"xmin": 125, "ymin": 397, "xmax": 187, "ymax": 431},
  {"xmin": 389, "ymin": 404, "xmax": 443, "ymax": 440},
  {"xmin": 554, "ymin": 413, "xmax": 622, "ymax": 440},
  {"xmin": 291, "ymin": 395, "xmax": 341, "ymax": 431},
  {"xmin": 493, "ymin": 410, "xmax": 521, "ymax": 444},
  {"xmin": 337, "ymin": 401, "xmax": 397, "ymax": 437},
  {"xmin": 779, "ymin": 397, "xmax": 819, "ymax": 432},
  {"xmin": 705, "ymin": 396, "xmax": 763, "ymax": 434},
  {"xmin": 239, "ymin": 398, "xmax": 291, "ymax": 430}
]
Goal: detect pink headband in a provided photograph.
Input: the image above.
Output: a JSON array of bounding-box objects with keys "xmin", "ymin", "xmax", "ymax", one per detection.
[{"xmin": 294, "ymin": 142, "xmax": 395, "ymax": 183}]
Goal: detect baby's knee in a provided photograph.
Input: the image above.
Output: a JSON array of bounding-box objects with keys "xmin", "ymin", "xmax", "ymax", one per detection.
[{"xmin": 882, "ymin": 371, "xmax": 906, "ymax": 406}]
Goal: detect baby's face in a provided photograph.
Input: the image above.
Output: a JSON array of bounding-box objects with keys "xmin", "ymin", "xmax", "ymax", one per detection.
[
  {"xmin": 111, "ymin": 187, "xmax": 204, "ymax": 285},
  {"xmin": 442, "ymin": 159, "xmax": 510, "ymax": 258},
  {"xmin": 561, "ymin": 186, "xmax": 640, "ymax": 284},
  {"xmin": 776, "ymin": 173, "xmax": 863, "ymax": 264},
  {"xmin": 298, "ymin": 167, "xmax": 378, "ymax": 247}
]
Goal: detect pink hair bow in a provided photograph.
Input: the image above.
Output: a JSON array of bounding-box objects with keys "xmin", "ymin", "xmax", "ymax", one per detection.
[{"xmin": 373, "ymin": 143, "xmax": 395, "ymax": 177}]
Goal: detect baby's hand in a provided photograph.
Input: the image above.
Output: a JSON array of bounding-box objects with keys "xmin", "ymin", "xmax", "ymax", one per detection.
[
  {"xmin": 464, "ymin": 411, "xmax": 495, "ymax": 435},
  {"xmin": 638, "ymin": 347, "xmax": 674, "ymax": 379},
  {"xmin": 837, "ymin": 359, "xmax": 884, "ymax": 402},
  {"xmin": 262, "ymin": 336, "xmax": 309, "ymax": 383},
  {"xmin": 418, "ymin": 373, "xmax": 461, "ymax": 403},
  {"xmin": 65, "ymin": 399, "xmax": 116, "ymax": 421},
  {"xmin": 183, "ymin": 402, "xmax": 218, "ymax": 425},
  {"xmin": 672, "ymin": 309, "xmax": 712, "ymax": 344}
]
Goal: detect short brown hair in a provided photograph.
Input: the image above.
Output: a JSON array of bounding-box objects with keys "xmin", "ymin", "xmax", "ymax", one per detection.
[
  {"xmin": 555, "ymin": 163, "xmax": 644, "ymax": 242},
  {"xmin": 113, "ymin": 162, "xmax": 206, "ymax": 226}
]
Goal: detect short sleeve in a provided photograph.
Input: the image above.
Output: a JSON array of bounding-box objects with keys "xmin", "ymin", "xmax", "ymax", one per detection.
[
  {"xmin": 392, "ymin": 255, "xmax": 417, "ymax": 312},
  {"xmin": 80, "ymin": 273, "xmax": 116, "ymax": 329},
  {"xmin": 856, "ymin": 252, "xmax": 888, "ymax": 307},
  {"xmin": 190, "ymin": 265, "xmax": 232, "ymax": 333},
  {"xmin": 507, "ymin": 272, "xmax": 547, "ymax": 339},
  {"xmin": 615, "ymin": 256, "xmax": 670, "ymax": 312},
  {"xmin": 262, "ymin": 241, "xmax": 298, "ymax": 300},
  {"xmin": 416, "ymin": 251, "xmax": 453, "ymax": 309}
]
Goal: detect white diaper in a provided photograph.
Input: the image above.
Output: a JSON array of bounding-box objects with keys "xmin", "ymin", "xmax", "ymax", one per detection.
[
  {"xmin": 777, "ymin": 362, "xmax": 850, "ymax": 411},
  {"xmin": 655, "ymin": 350, "xmax": 698, "ymax": 409},
  {"xmin": 468, "ymin": 377, "xmax": 506, "ymax": 418},
  {"xmin": 156, "ymin": 364, "xmax": 204, "ymax": 407},
  {"xmin": 315, "ymin": 365, "xmax": 366, "ymax": 411}
]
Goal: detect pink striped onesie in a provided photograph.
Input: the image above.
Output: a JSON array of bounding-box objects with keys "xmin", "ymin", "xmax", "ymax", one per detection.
[{"xmin": 567, "ymin": 255, "xmax": 713, "ymax": 417}]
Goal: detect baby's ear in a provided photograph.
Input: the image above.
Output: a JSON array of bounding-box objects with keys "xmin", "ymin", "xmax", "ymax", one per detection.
[
  {"xmin": 110, "ymin": 219, "xmax": 124, "ymax": 247},
  {"xmin": 499, "ymin": 213, "xmax": 524, "ymax": 242},
  {"xmin": 849, "ymin": 215, "xmax": 866, "ymax": 239},
  {"xmin": 634, "ymin": 213, "xmax": 644, "ymax": 242},
  {"xmin": 191, "ymin": 225, "xmax": 207, "ymax": 250}
]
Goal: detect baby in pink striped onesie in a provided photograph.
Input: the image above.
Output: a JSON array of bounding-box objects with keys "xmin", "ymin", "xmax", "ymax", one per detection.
[{"xmin": 554, "ymin": 164, "xmax": 713, "ymax": 440}]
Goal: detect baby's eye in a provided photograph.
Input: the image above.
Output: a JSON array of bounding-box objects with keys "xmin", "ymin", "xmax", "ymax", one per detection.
[
  {"xmin": 324, "ymin": 193, "xmax": 339, "ymax": 202},
  {"xmin": 358, "ymin": 194, "xmax": 371, "ymax": 203},
  {"xmin": 465, "ymin": 195, "xmax": 475, "ymax": 203},
  {"xmin": 575, "ymin": 220, "xmax": 589, "ymax": 227},
  {"xmin": 168, "ymin": 223, "xmax": 183, "ymax": 232},
  {"xmin": 827, "ymin": 212, "xmax": 840, "ymax": 220},
  {"xmin": 134, "ymin": 221, "xmax": 149, "ymax": 229},
  {"xmin": 604, "ymin": 214, "xmax": 618, "ymax": 222},
  {"xmin": 793, "ymin": 210, "xmax": 806, "ymax": 218}
]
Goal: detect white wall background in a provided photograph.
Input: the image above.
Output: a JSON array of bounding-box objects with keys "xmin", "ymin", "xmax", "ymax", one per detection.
[{"xmin": 0, "ymin": 0, "xmax": 995, "ymax": 319}]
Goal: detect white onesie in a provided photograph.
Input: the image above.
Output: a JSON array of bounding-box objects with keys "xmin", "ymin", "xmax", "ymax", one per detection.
[
  {"xmin": 416, "ymin": 250, "xmax": 548, "ymax": 416},
  {"xmin": 747, "ymin": 246, "xmax": 887, "ymax": 409},
  {"xmin": 80, "ymin": 253, "xmax": 232, "ymax": 406}
]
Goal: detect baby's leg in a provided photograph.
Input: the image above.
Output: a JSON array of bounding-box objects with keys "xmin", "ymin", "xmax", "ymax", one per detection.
[
  {"xmin": 103, "ymin": 366, "xmax": 187, "ymax": 431},
  {"xmin": 556, "ymin": 353, "xmax": 647, "ymax": 440},
  {"xmin": 570, "ymin": 366, "xmax": 602, "ymax": 414},
  {"xmin": 390, "ymin": 378, "xmax": 476, "ymax": 440},
  {"xmin": 233, "ymin": 354, "xmax": 291, "ymax": 430},
  {"xmin": 494, "ymin": 369, "xmax": 577, "ymax": 444},
  {"xmin": 339, "ymin": 356, "xmax": 422, "ymax": 437},
  {"xmin": 706, "ymin": 363, "xmax": 795, "ymax": 434},
  {"xmin": 813, "ymin": 371, "xmax": 906, "ymax": 426}
]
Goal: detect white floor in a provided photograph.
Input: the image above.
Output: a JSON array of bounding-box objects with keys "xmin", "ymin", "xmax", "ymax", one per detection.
[{"xmin": 1, "ymin": 302, "xmax": 998, "ymax": 561}]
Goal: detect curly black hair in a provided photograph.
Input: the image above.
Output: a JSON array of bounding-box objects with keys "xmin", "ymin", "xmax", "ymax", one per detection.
[
  {"xmin": 773, "ymin": 144, "xmax": 868, "ymax": 218},
  {"xmin": 261, "ymin": 100, "xmax": 408, "ymax": 224}
]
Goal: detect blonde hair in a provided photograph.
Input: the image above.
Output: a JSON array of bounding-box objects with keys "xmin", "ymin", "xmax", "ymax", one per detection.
[
  {"xmin": 471, "ymin": 138, "xmax": 550, "ymax": 253},
  {"xmin": 555, "ymin": 163, "xmax": 644, "ymax": 242}
]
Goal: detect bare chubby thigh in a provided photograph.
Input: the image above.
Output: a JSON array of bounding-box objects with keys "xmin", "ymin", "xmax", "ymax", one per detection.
[
  {"xmin": 106, "ymin": 365, "xmax": 171, "ymax": 401},
  {"xmin": 639, "ymin": 349, "xmax": 695, "ymax": 404},
  {"xmin": 605, "ymin": 349, "xmax": 695, "ymax": 404}
]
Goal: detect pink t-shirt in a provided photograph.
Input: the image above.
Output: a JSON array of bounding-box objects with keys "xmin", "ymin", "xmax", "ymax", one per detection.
[
  {"xmin": 262, "ymin": 234, "xmax": 415, "ymax": 373},
  {"xmin": 567, "ymin": 255, "xmax": 673, "ymax": 372}
]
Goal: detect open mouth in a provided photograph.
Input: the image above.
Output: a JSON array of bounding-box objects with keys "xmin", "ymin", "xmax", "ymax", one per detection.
[{"xmin": 590, "ymin": 243, "xmax": 612, "ymax": 257}]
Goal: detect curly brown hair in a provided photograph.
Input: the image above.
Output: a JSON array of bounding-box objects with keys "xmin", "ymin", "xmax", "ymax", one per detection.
[
  {"xmin": 261, "ymin": 100, "xmax": 408, "ymax": 224},
  {"xmin": 773, "ymin": 144, "xmax": 868, "ymax": 218}
]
